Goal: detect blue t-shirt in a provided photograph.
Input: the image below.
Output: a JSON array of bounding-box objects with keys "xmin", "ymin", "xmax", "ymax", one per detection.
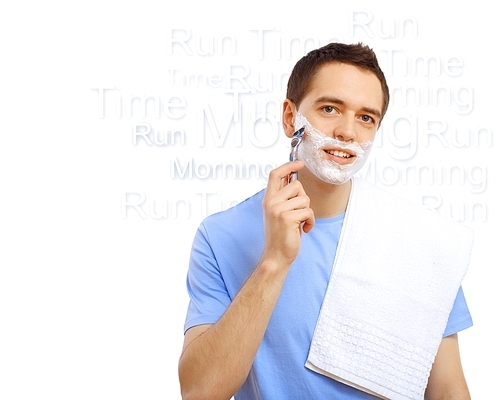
[{"xmin": 184, "ymin": 189, "xmax": 472, "ymax": 399}]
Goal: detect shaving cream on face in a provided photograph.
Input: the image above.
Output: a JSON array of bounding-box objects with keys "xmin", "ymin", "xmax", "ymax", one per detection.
[{"xmin": 294, "ymin": 113, "xmax": 373, "ymax": 185}]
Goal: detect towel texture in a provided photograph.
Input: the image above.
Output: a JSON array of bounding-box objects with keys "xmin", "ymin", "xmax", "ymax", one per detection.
[{"xmin": 306, "ymin": 178, "xmax": 474, "ymax": 400}]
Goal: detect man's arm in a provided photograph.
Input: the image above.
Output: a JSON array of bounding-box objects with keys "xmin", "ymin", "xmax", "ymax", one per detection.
[
  {"xmin": 178, "ymin": 260, "xmax": 292, "ymax": 400},
  {"xmin": 178, "ymin": 161, "xmax": 314, "ymax": 400},
  {"xmin": 425, "ymin": 333, "xmax": 470, "ymax": 400}
]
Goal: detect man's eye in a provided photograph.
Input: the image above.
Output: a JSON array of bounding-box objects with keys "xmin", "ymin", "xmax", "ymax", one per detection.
[
  {"xmin": 361, "ymin": 115, "xmax": 373, "ymax": 123},
  {"xmin": 323, "ymin": 106, "xmax": 335, "ymax": 114}
]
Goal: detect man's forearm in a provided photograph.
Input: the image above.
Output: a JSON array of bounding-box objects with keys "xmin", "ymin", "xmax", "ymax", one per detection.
[
  {"xmin": 179, "ymin": 258, "xmax": 290, "ymax": 400},
  {"xmin": 425, "ymin": 334, "xmax": 470, "ymax": 400}
]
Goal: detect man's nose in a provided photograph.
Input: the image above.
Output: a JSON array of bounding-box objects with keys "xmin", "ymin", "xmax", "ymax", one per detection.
[{"xmin": 332, "ymin": 115, "xmax": 356, "ymax": 142}]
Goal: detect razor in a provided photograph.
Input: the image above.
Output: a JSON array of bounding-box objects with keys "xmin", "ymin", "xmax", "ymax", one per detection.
[{"xmin": 287, "ymin": 126, "xmax": 306, "ymax": 184}]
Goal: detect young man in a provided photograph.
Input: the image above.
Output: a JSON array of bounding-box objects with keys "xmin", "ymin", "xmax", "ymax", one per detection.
[{"xmin": 179, "ymin": 43, "xmax": 473, "ymax": 400}]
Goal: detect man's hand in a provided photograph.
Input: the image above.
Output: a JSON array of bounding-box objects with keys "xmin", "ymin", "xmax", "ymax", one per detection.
[{"xmin": 261, "ymin": 161, "xmax": 315, "ymax": 267}]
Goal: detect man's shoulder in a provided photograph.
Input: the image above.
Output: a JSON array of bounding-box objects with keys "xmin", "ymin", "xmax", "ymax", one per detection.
[
  {"xmin": 196, "ymin": 189, "xmax": 266, "ymax": 256},
  {"xmin": 201, "ymin": 189, "xmax": 265, "ymax": 230}
]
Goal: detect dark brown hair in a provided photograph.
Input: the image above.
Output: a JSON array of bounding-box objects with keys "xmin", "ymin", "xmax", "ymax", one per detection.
[{"xmin": 286, "ymin": 42, "xmax": 390, "ymax": 121}]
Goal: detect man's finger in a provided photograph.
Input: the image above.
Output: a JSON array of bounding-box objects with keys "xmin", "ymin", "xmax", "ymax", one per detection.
[{"xmin": 266, "ymin": 161, "xmax": 304, "ymax": 195}]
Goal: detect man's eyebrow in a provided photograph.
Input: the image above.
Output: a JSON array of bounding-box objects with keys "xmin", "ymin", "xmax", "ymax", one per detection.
[
  {"xmin": 313, "ymin": 95, "xmax": 345, "ymax": 106},
  {"xmin": 313, "ymin": 95, "xmax": 381, "ymax": 119},
  {"xmin": 361, "ymin": 106, "xmax": 382, "ymax": 119}
]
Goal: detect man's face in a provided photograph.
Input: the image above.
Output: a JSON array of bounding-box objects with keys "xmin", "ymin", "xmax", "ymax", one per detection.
[
  {"xmin": 291, "ymin": 62, "xmax": 384, "ymax": 167},
  {"xmin": 282, "ymin": 62, "xmax": 385, "ymax": 186}
]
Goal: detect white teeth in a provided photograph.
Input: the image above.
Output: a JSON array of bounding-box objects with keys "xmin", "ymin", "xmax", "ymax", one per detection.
[{"xmin": 326, "ymin": 149, "xmax": 351, "ymax": 158}]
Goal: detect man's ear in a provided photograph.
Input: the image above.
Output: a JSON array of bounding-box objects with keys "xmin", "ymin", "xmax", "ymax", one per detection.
[{"xmin": 282, "ymin": 99, "xmax": 297, "ymax": 138}]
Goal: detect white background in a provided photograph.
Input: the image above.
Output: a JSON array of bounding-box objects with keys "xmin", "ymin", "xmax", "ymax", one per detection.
[{"xmin": 1, "ymin": 1, "xmax": 498, "ymax": 399}]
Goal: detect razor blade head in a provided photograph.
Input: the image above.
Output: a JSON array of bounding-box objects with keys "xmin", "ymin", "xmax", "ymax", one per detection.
[
  {"xmin": 288, "ymin": 126, "xmax": 306, "ymax": 183},
  {"xmin": 289, "ymin": 126, "xmax": 306, "ymax": 162}
]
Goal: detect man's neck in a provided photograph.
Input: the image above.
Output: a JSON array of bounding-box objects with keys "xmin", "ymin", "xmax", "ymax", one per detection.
[{"xmin": 298, "ymin": 169, "xmax": 352, "ymax": 219}]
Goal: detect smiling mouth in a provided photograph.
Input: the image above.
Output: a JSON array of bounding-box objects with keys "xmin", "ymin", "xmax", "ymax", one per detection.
[{"xmin": 323, "ymin": 149, "xmax": 355, "ymax": 159}]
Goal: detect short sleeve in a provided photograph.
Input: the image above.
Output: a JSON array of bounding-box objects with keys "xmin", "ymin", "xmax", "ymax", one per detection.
[
  {"xmin": 183, "ymin": 223, "xmax": 232, "ymax": 333},
  {"xmin": 443, "ymin": 286, "xmax": 472, "ymax": 337}
]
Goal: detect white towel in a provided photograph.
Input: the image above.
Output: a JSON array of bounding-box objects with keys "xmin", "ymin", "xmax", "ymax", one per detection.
[{"xmin": 306, "ymin": 178, "xmax": 474, "ymax": 400}]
